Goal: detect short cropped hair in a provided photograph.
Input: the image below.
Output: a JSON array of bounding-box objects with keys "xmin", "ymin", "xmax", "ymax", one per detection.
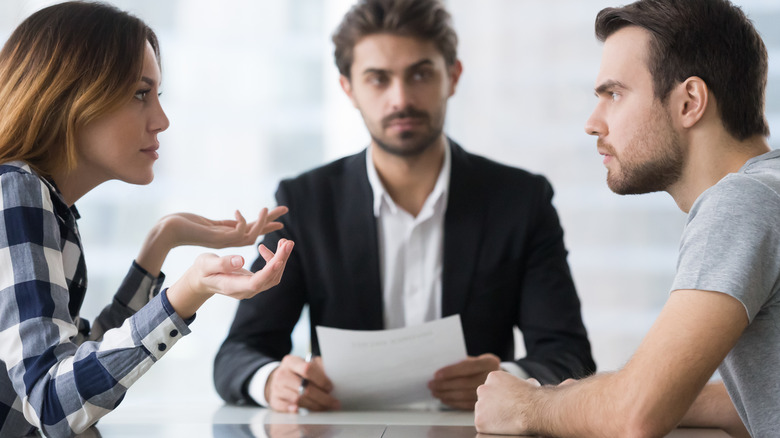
[
  {"xmin": 595, "ymin": 0, "xmax": 769, "ymax": 140},
  {"xmin": 332, "ymin": 0, "xmax": 458, "ymax": 79}
]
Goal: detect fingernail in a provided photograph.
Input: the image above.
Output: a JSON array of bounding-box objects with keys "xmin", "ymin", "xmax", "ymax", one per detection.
[{"xmin": 231, "ymin": 256, "xmax": 243, "ymax": 267}]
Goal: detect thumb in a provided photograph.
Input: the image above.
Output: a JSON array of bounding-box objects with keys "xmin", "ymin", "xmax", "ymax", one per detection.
[{"xmin": 197, "ymin": 253, "xmax": 245, "ymax": 275}]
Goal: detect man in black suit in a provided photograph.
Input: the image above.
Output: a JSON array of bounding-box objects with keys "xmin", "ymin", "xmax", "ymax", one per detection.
[{"xmin": 214, "ymin": 0, "xmax": 594, "ymax": 413}]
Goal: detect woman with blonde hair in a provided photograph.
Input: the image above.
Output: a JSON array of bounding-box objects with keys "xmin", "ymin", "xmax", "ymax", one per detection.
[{"xmin": 0, "ymin": 2, "xmax": 293, "ymax": 436}]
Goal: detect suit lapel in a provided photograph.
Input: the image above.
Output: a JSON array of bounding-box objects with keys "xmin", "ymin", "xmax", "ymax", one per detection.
[
  {"xmin": 334, "ymin": 150, "xmax": 384, "ymax": 329},
  {"xmin": 442, "ymin": 141, "xmax": 487, "ymax": 317}
]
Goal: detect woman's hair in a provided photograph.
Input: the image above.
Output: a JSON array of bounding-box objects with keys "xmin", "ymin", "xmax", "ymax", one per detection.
[{"xmin": 0, "ymin": 1, "xmax": 160, "ymax": 178}]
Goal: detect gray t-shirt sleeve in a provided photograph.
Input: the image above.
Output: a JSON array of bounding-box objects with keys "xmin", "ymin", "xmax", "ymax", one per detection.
[{"xmin": 671, "ymin": 174, "xmax": 780, "ymax": 322}]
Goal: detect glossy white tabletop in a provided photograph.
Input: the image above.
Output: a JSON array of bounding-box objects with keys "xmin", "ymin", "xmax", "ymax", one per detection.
[{"xmin": 76, "ymin": 400, "xmax": 730, "ymax": 437}]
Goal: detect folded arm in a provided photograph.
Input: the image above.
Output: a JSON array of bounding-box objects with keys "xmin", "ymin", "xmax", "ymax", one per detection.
[{"xmin": 475, "ymin": 289, "xmax": 748, "ymax": 437}]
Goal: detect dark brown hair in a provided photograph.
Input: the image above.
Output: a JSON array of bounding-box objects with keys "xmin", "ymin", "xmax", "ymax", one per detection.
[
  {"xmin": 595, "ymin": 0, "xmax": 769, "ymax": 141},
  {"xmin": 0, "ymin": 1, "xmax": 160, "ymax": 178},
  {"xmin": 332, "ymin": 0, "xmax": 458, "ymax": 79}
]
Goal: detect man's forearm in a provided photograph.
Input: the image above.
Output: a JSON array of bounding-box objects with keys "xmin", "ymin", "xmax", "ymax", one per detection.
[{"xmin": 679, "ymin": 382, "xmax": 748, "ymax": 438}]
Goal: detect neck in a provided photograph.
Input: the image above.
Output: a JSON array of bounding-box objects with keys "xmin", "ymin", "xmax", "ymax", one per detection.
[
  {"xmin": 371, "ymin": 135, "xmax": 447, "ymax": 217},
  {"xmin": 50, "ymin": 166, "xmax": 105, "ymax": 207},
  {"xmin": 668, "ymin": 131, "xmax": 770, "ymax": 213}
]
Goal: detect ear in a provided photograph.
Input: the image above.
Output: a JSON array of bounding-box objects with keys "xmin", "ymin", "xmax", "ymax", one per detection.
[
  {"xmin": 447, "ymin": 59, "xmax": 463, "ymax": 97},
  {"xmin": 673, "ymin": 76, "xmax": 709, "ymax": 129},
  {"xmin": 339, "ymin": 75, "xmax": 359, "ymax": 108}
]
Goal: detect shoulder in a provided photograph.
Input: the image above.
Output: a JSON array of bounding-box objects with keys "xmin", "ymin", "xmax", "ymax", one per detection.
[
  {"xmin": 0, "ymin": 161, "xmax": 57, "ymax": 211},
  {"xmin": 277, "ymin": 150, "xmax": 366, "ymax": 196},
  {"xmin": 691, "ymin": 173, "xmax": 780, "ymax": 221},
  {"xmin": 451, "ymin": 143, "xmax": 553, "ymax": 197}
]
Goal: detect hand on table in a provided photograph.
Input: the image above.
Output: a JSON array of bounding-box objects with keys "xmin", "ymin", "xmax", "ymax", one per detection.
[
  {"xmin": 474, "ymin": 370, "xmax": 542, "ymax": 435},
  {"xmin": 428, "ymin": 353, "xmax": 501, "ymax": 410},
  {"xmin": 266, "ymin": 354, "xmax": 340, "ymax": 413}
]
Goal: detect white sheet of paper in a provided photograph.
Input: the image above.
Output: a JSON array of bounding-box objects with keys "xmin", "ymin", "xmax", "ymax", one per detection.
[{"xmin": 316, "ymin": 314, "xmax": 467, "ymax": 409}]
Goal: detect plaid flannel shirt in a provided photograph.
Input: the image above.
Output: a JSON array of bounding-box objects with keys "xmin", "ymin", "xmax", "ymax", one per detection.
[{"xmin": 0, "ymin": 162, "xmax": 191, "ymax": 437}]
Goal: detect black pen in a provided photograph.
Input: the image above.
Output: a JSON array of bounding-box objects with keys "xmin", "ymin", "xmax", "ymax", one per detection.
[{"xmin": 298, "ymin": 352, "xmax": 312, "ymax": 396}]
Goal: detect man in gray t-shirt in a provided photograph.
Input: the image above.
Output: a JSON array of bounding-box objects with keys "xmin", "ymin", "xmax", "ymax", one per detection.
[
  {"xmin": 474, "ymin": 1, "xmax": 775, "ymax": 437},
  {"xmin": 672, "ymin": 150, "xmax": 780, "ymax": 436}
]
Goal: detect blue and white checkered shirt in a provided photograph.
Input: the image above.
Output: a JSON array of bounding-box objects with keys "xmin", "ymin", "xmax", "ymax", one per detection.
[{"xmin": 0, "ymin": 162, "xmax": 191, "ymax": 437}]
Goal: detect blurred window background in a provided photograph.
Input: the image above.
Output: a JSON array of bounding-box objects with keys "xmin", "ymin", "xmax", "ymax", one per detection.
[{"xmin": 1, "ymin": 0, "xmax": 777, "ymax": 405}]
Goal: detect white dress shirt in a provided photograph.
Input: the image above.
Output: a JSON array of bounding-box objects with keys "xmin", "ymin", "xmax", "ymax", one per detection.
[
  {"xmin": 248, "ymin": 142, "xmax": 526, "ymax": 407},
  {"xmin": 366, "ymin": 143, "xmax": 450, "ymax": 329}
]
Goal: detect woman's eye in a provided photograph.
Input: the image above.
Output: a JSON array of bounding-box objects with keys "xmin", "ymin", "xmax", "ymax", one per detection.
[{"xmin": 134, "ymin": 89, "xmax": 151, "ymax": 101}]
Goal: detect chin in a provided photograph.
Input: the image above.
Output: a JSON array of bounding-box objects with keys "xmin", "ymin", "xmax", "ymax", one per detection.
[{"xmin": 123, "ymin": 170, "xmax": 155, "ymax": 186}]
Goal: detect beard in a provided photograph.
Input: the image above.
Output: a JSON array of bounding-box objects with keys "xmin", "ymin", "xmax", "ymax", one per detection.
[
  {"xmin": 369, "ymin": 105, "xmax": 444, "ymax": 157},
  {"xmin": 603, "ymin": 108, "xmax": 684, "ymax": 195}
]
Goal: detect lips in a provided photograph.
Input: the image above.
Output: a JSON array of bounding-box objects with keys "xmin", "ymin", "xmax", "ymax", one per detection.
[
  {"xmin": 388, "ymin": 118, "xmax": 423, "ymax": 129},
  {"xmin": 597, "ymin": 139, "xmax": 616, "ymax": 163},
  {"xmin": 141, "ymin": 144, "xmax": 159, "ymax": 159}
]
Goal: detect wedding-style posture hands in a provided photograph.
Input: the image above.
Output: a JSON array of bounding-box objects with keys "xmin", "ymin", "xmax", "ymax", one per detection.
[
  {"xmin": 266, "ymin": 354, "xmax": 340, "ymax": 413},
  {"xmin": 428, "ymin": 353, "xmax": 501, "ymax": 410}
]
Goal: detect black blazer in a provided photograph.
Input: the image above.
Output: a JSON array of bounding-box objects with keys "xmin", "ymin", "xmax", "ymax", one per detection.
[{"xmin": 214, "ymin": 141, "xmax": 595, "ymax": 404}]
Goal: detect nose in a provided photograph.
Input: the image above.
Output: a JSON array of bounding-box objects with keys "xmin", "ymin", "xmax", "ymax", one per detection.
[
  {"xmin": 584, "ymin": 104, "xmax": 606, "ymax": 137},
  {"xmin": 388, "ymin": 79, "xmax": 412, "ymax": 111},
  {"xmin": 150, "ymin": 97, "xmax": 170, "ymax": 133}
]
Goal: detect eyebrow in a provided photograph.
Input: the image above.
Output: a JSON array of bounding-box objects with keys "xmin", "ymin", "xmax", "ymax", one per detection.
[
  {"xmin": 594, "ymin": 79, "xmax": 629, "ymax": 96},
  {"xmin": 361, "ymin": 59, "xmax": 435, "ymax": 76},
  {"xmin": 140, "ymin": 76, "xmax": 157, "ymax": 87}
]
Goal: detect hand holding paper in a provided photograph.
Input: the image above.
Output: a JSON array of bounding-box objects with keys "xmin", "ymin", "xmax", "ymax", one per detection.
[{"xmin": 316, "ymin": 315, "xmax": 468, "ymax": 409}]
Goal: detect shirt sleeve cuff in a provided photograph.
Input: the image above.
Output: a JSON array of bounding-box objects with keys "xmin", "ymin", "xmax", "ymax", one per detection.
[
  {"xmin": 130, "ymin": 292, "xmax": 192, "ymax": 361},
  {"xmin": 500, "ymin": 361, "xmax": 530, "ymax": 379},
  {"xmin": 248, "ymin": 361, "xmax": 281, "ymax": 407},
  {"xmin": 160, "ymin": 288, "xmax": 196, "ymax": 325},
  {"xmin": 117, "ymin": 261, "xmax": 166, "ymax": 312}
]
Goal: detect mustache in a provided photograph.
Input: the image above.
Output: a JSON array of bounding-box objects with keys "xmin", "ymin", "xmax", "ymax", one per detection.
[
  {"xmin": 382, "ymin": 107, "xmax": 429, "ymax": 127},
  {"xmin": 597, "ymin": 138, "xmax": 616, "ymax": 156}
]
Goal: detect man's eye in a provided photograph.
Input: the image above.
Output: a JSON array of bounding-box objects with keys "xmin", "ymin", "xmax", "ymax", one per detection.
[
  {"xmin": 412, "ymin": 70, "xmax": 432, "ymax": 81},
  {"xmin": 370, "ymin": 76, "xmax": 388, "ymax": 86}
]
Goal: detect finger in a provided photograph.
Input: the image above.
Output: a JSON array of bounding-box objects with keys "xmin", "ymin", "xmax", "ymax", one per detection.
[
  {"xmin": 266, "ymin": 205, "xmax": 289, "ymax": 222},
  {"xmin": 429, "ymin": 374, "xmax": 486, "ymax": 392},
  {"xmin": 287, "ymin": 356, "xmax": 333, "ymax": 392},
  {"xmin": 260, "ymin": 221, "xmax": 285, "ymax": 235},
  {"xmin": 559, "ymin": 378, "xmax": 577, "ymax": 387},
  {"xmin": 435, "ymin": 357, "xmax": 496, "ymax": 380},
  {"xmin": 226, "ymin": 210, "xmax": 245, "ymax": 236},
  {"xmin": 249, "ymin": 240, "xmax": 293, "ymax": 288},
  {"xmin": 258, "ymin": 244, "xmax": 275, "ymax": 262},
  {"xmin": 273, "ymin": 358, "xmax": 337, "ymax": 412},
  {"xmin": 432, "ymin": 389, "xmax": 478, "ymax": 410},
  {"xmin": 252, "ymin": 207, "xmax": 269, "ymax": 231},
  {"xmin": 242, "ymin": 208, "xmax": 267, "ymax": 237},
  {"xmin": 195, "ymin": 253, "xmax": 244, "ymax": 275},
  {"xmin": 297, "ymin": 384, "xmax": 340, "ymax": 411},
  {"xmin": 526, "ymin": 378, "xmax": 541, "ymax": 387}
]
